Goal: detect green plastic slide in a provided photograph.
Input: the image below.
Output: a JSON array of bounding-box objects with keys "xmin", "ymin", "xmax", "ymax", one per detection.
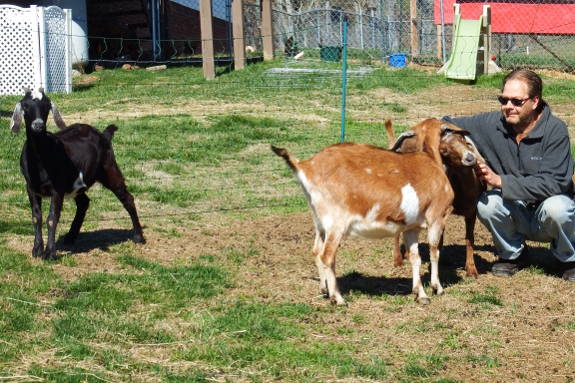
[{"xmin": 444, "ymin": 18, "xmax": 483, "ymax": 80}]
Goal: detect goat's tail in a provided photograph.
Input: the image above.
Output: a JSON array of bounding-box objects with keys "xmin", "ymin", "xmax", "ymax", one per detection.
[
  {"xmin": 103, "ymin": 124, "xmax": 119, "ymax": 140},
  {"xmin": 271, "ymin": 145, "xmax": 300, "ymax": 173},
  {"xmin": 384, "ymin": 118, "xmax": 394, "ymax": 149}
]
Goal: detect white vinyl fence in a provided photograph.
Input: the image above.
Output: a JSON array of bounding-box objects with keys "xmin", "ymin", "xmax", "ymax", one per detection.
[{"xmin": 0, "ymin": 4, "xmax": 72, "ymax": 95}]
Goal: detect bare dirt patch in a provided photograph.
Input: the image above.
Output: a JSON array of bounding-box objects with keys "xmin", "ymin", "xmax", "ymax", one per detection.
[{"xmin": 12, "ymin": 210, "xmax": 575, "ymax": 381}]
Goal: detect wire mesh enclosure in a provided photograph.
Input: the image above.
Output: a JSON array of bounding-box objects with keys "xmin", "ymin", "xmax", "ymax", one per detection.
[{"xmin": 268, "ymin": 0, "xmax": 575, "ymax": 72}]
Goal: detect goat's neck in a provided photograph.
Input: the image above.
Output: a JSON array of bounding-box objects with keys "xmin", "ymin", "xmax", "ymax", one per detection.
[
  {"xmin": 26, "ymin": 130, "xmax": 51, "ymax": 158},
  {"xmin": 422, "ymin": 136, "xmax": 443, "ymax": 166},
  {"xmin": 448, "ymin": 167, "xmax": 482, "ymax": 197}
]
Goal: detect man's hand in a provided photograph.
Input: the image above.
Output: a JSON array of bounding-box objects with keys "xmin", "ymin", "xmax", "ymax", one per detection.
[{"xmin": 475, "ymin": 162, "xmax": 502, "ymax": 189}]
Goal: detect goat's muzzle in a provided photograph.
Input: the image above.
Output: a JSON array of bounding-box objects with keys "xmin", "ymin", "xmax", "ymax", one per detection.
[
  {"xmin": 461, "ymin": 151, "xmax": 477, "ymax": 167},
  {"xmin": 31, "ymin": 118, "xmax": 46, "ymax": 133}
]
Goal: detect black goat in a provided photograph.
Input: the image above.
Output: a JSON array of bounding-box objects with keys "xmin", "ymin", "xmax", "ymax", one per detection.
[{"xmin": 10, "ymin": 87, "xmax": 145, "ymax": 260}]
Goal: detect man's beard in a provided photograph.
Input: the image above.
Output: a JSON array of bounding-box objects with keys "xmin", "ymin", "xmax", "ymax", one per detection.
[{"xmin": 505, "ymin": 111, "xmax": 532, "ymax": 129}]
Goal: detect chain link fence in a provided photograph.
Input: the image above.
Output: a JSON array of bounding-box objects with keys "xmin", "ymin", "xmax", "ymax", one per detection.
[
  {"xmin": 2, "ymin": 0, "xmax": 575, "ymax": 74},
  {"xmin": 266, "ymin": 0, "xmax": 575, "ymax": 73}
]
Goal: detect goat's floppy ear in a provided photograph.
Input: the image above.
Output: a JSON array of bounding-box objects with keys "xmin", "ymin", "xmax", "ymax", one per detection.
[
  {"xmin": 391, "ymin": 130, "xmax": 415, "ymax": 152},
  {"xmin": 10, "ymin": 102, "xmax": 23, "ymax": 133},
  {"xmin": 50, "ymin": 102, "xmax": 67, "ymax": 130},
  {"xmin": 464, "ymin": 136, "xmax": 485, "ymax": 163},
  {"xmin": 440, "ymin": 124, "xmax": 470, "ymax": 136}
]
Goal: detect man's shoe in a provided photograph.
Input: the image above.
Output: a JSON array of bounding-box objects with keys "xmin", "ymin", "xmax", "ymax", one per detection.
[
  {"xmin": 561, "ymin": 262, "xmax": 575, "ymax": 282},
  {"xmin": 492, "ymin": 247, "xmax": 529, "ymax": 277}
]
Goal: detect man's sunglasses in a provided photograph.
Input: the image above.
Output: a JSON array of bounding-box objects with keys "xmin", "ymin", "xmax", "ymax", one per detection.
[{"xmin": 498, "ymin": 96, "xmax": 531, "ymax": 107}]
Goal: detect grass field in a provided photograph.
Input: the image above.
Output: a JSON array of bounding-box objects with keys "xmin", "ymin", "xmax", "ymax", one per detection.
[{"xmin": 1, "ymin": 61, "xmax": 575, "ymax": 382}]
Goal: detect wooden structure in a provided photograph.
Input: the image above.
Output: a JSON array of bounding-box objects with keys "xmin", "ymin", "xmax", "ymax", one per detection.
[{"xmin": 200, "ymin": 0, "xmax": 274, "ymax": 78}]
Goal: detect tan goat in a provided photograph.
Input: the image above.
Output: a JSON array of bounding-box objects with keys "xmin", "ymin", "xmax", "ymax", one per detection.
[
  {"xmin": 271, "ymin": 122, "xmax": 472, "ymax": 305},
  {"xmin": 387, "ymin": 118, "xmax": 486, "ymax": 278}
]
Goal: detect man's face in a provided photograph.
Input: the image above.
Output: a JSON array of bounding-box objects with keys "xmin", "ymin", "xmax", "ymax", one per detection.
[{"xmin": 500, "ymin": 79, "xmax": 538, "ymax": 129}]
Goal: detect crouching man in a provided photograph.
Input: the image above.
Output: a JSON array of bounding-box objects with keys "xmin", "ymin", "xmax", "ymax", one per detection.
[{"xmin": 442, "ymin": 69, "xmax": 575, "ymax": 281}]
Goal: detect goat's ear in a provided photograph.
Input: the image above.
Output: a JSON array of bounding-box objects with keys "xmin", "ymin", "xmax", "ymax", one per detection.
[
  {"xmin": 464, "ymin": 136, "xmax": 485, "ymax": 163},
  {"xmin": 22, "ymin": 86, "xmax": 31, "ymax": 95},
  {"xmin": 50, "ymin": 102, "xmax": 67, "ymax": 130},
  {"xmin": 10, "ymin": 102, "xmax": 23, "ymax": 133},
  {"xmin": 440, "ymin": 124, "xmax": 470, "ymax": 136},
  {"xmin": 391, "ymin": 130, "xmax": 415, "ymax": 152}
]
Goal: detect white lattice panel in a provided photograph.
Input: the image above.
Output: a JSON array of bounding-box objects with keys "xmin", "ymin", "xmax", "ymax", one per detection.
[
  {"xmin": 0, "ymin": 5, "xmax": 40, "ymax": 95},
  {"xmin": 0, "ymin": 4, "xmax": 71, "ymax": 95},
  {"xmin": 40, "ymin": 6, "xmax": 71, "ymax": 94}
]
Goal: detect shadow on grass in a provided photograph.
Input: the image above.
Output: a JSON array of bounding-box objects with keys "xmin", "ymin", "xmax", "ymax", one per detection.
[
  {"xmin": 338, "ymin": 273, "xmax": 415, "ymax": 297},
  {"xmin": 333, "ymin": 242, "xmax": 567, "ymax": 300},
  {"xmin": 56, "ymin": 228, "xmax": 138, "ymax": 253},
  {"xmin": 524, "ymin": 244, "xmax": 563, "ymax": 277}
]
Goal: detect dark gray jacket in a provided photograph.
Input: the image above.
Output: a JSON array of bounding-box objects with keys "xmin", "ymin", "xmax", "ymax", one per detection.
[{"xmin": 442, "ymin": 102, "xmax": 575, "ymax": 203}]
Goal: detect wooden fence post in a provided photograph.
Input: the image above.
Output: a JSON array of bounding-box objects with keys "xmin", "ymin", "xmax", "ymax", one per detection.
[
  {"xmin": 200, "ymin": 0, "xmax": 215, "ymax": 79},
  {"xmin": 261, "ymin": 0, "xmax": 274, "ymax": 60},
  {"xmin": 232, "ymin": 0, "xmax": 245, "ymax": 70},
  {"xmin": 410, "ymin": 0, "xmax": 418, "ymax": 57}
]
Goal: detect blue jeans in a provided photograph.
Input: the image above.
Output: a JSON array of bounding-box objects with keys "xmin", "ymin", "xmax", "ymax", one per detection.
[{"xmin": 477, "ymin": 189, "xmax": 575, "ymax": 262}]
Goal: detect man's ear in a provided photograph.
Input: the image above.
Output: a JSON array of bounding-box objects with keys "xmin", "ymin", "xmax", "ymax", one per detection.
[{"xmin": 531, "ymin": 95, "xmax": 540, "ymax": 111}]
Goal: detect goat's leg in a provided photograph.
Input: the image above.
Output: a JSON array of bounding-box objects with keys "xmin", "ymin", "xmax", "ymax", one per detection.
[
  {"xmin": 429, "ymin": 243, "xmax": 444, "ymax": 296},
  {"xmin": 64, "ymin": 193, "xmax": 90, "ymax": 244},
  {"xmin": 427, "ymin": 209, "xmax": 451, "ymax": 296},
  {"xmin": 464, "ymin": 215, "xmax": 479, "ymax": 278},
  {"xmin": 393, "ymin": 234, "xmax": 404, "ymax": 266},
  {"xmin": 101, "ymin": 165, "xmax": 145, "ymax": 244},
  {"xmin": 319, "ymin": 230, "xmax": 345, "ymax": 306},
  {"xmin": 404, "ymin": 230, "xmax": 429, "ymax": 304},
  {"xmin": 44, "ymin": 194, "xmax": 63, "ymax": 261},
  {"xmin": 26, "ymin": 185, "xmax": 44, "ymax": 258},
  {"xmin": 313, "ymin": 230, "xmax": 328, "ymax": 295}
]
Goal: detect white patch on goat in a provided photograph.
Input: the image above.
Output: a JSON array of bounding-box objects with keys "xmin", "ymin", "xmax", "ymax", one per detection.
[
  {"xmin": 445, "ymin": 184, "xmax": 449, "ymax": 193},
  {"xmin": 32, "ymin": 91, "xmax": 43, "ymax": 100},
  {"xmin": 365, "ymin": 168, "xmax": 372, "ymax": 174},
  {"xmin": 365, "ymin": 203, "xmax": 380, "ymax": 223},
  {"xmin": 65, "ymin": 172, "xmax": 88, "ymax": 198},
  {"xmin": 400, "ymin": 184, "xmax": 419, "ymax": 225},
  {"xmin": 348, "ymin": 215, "xmax": 400, "ymax": 239},
  {"xmin": 321, "ymin": 214, "xmax": 334, "ymax": 232},
  {"xmin": 297, "ymin": 171, "xmax": 322, "ymax": 206}
]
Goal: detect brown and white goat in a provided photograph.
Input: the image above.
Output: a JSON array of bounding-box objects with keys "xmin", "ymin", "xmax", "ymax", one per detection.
[
  {"xmin": 10, "ymin": 87, "xmax": 145, "ymax": 260},
  {"xmin": 387, "ymin": 118, "xmax": 486, "ymax": 278},
  {"xmin": 271, "ymin": 123, "xmax": 475, "ymax": 305}
]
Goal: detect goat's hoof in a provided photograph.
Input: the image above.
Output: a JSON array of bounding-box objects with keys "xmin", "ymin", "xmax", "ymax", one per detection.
[
  {"xmin": 330, "ymin": 297, "xmax": 348, "ymax": 306},
  {"xmin": 133, "ymin": 233, "xmax": 146, "ymax": 244},
  {"xmin": 42, "ymin": 252, "xmax": 57, "ymax": 261},
  {"xmin": 416, "ymin": 296, "xmax": 431, "ymax": 305},
  {"xmin": 466, "ymin": 270, "xmax": 479, "ymax": 279},
  {"xmin": 433, "ymin": 288, "xmax": 444, "ymax": 296},
  {"xmin": 320, "ymin": 287, "xmax": 328, "ymax": 295},
  {"xmin": 32, "ymin": 248, "xmax": 43, "ymax": 258}
]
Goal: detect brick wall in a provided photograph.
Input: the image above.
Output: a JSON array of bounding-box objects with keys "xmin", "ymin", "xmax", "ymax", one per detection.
[{"xmin": 169, "ymin": 1, "xmax": 231, "ymax": 55}]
